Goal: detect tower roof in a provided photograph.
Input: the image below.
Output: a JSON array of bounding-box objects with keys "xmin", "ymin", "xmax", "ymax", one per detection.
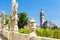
[
  {"xmin": 40, "ymin": 8, "xmax": 44, "ymax": 16},
  {"xmin": 41, "ymin": 8, "xmax": 44, "ymax": 13}
]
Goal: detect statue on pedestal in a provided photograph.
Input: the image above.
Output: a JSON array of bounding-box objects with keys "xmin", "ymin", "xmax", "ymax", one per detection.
[
  {"xmin": 9, "ymin": 0, "xmax": 18, "ymax": 32},
  {"xmin": 9, "ymin": 0, "xmax": 18, "ymax": 40},
  {"xmin": 28, "ymin": 17, "xmax": 37, "ymax": 37},
  {"xmin": 1, "ymin": 11, "xmax": 6, "ymax": 31}
]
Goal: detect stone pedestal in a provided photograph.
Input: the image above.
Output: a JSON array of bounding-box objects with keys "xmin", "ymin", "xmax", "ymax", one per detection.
[{"xmin": 9, "ymin": 31, "xmax": 14, "ymax": 40}]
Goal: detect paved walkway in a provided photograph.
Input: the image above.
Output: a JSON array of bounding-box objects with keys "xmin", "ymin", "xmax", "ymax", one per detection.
[{"xmin": 0, "ymin": 36, "xmax": 8, "ymax": 40}]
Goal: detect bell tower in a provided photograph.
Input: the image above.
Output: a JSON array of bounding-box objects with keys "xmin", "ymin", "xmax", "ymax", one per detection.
[{"xmin": 40, "ymin": 8, "xmax": 44, "ymax": 27}]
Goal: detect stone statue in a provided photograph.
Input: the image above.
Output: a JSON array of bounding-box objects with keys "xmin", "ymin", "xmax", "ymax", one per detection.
[
  {"xmin": 1, "ymin": 11, "xmax": 6, "ymax": 32},
  {"xmin": 29, "ymin": 17, "xmax": 37, "ymax": 37},
  {"xmin": 10, "ymin": 0, "xmax": 18, "ymax": 32},
  {"xmin": 9, "ymin": 0, "xmax": 18, "ymax": 40}
]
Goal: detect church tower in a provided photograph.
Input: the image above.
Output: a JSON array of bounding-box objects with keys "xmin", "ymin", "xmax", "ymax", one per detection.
[{"xmin": 40, "ymin": 8, "xmax": 44, "ymax": 27}]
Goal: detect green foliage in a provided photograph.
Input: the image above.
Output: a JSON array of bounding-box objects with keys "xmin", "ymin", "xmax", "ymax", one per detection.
[
  {"xmin": 52, "ymin": 29, "xmax": 60, "ymax": 39},
  {"xmin": 52, "ymin": 25, "xmax": 58, "ymax": 29},
  {"xmin": 18, "ymin": 12, "xmax": 28, "ymax": 29},
  {"xmin": 36, "ymin": 28, "xmax": 45, "ymax": 37},
  {"xmin": 18, "ymin": 28, "xmax": 30, "ymax": 34},
  {"xmin": 5, "ymin": 18, "xmax": 9, "ymax": 25},
  {"xmin": 8, "ymin": 27, "xmax": 10, "ymax": 31},
  {"xmin": 45, "ymin": 29, "xmax": 52, "ymax": 38},
  {"xmin": 36, "ymin": 28, "xmax": 60, "ymax": 39},
  {"xmin": 36, "ymin": 28, "xmax": 52, "ymax": 37}
]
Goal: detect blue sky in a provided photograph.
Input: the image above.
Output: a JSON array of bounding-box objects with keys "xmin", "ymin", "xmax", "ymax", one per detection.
[{"xmin": 0, "ymin": 0, "xmax": 60, "ymax": 27}]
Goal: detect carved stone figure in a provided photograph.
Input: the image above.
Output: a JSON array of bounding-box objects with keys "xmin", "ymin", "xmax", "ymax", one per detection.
[
  {"xmin": 1, "ymin": 11, "xmax": 6, "ymax": 31},
  {"xmin": 10, "ymin": 0, "xmax": 18, "ymax": 32}
]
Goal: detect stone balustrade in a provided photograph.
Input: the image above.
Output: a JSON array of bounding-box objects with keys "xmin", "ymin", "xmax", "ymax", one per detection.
[{"xmin": 0, "ymin": 30, "xmax": 60, "ymax": 40}]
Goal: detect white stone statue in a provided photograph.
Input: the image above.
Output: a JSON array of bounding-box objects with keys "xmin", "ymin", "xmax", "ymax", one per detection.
[
  {"xmin": 2, "ymin": 11, "xmax": 6, "ymax": 31},
  {"xmin": 28, "ymin": 17, "xmax": 36, "ymax": 32},
  {"xmin": 10, "ymin": 0, "xmax": 18, "ymax": 32},
  {"xmin": 29, "ymin": 17, "xmax": 37, "ymax": 37}
]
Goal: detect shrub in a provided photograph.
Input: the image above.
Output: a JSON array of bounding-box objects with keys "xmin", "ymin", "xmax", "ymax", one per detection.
[
  {"xmin": 18, "ymin": 28, "xmax": 60, "ymax": 39},
  {"xmin": 18, "ymin": 28, "xmax": 30, "ymax": 34},
  {"xmin": 45, "ymin": 29, "xmax": 52, "ymax": 38},
  {"xmin": 36, "ymin": 28, "xmax": 46, "ymax": 37},
  {"xmin": 53, "ymin": 29, "xmax": 60, "ymax": 39},
  {"xmin": 36, "ymin": 28, "xmax": 60, "ymax": 39}
]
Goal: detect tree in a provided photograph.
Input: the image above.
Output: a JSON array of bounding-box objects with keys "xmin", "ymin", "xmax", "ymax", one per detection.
[
  {"xmin": 18, "ymin": 12, "xmax": 28, "ymax": 29},
  {"xmin": 52, "ymin": 25, "xmax": 58, "ymax": 29}
]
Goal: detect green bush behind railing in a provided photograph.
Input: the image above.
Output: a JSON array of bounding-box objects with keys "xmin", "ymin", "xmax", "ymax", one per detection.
[
  {"xmin": 36, "ymin": 28, "xmax": 60, "ymax": 39},
  {"xmin": 18, "ymin": 28, "xmax": 30, "ymax": 34}
]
